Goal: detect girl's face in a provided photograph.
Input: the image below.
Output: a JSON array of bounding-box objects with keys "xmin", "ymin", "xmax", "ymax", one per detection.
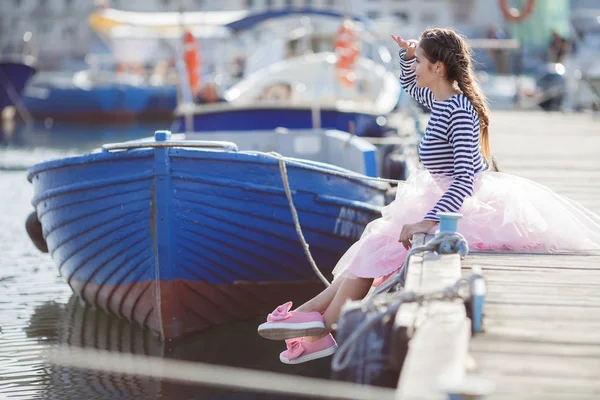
[{"xmin": 411, "ymin": 46, "xmax": 438, "ymax": 88}]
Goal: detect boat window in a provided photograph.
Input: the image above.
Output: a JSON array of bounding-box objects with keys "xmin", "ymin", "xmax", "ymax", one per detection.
[{"xmin": 257, "ymin": 83, "xmax": 293, "ymax": 102}]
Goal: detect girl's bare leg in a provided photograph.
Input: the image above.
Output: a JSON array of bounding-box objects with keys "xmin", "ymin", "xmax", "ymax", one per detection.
[
  {"xmin": 305, "ymin": 277, "xmax": 373, "ymax": 342},
  {"xmin": 294, "ymin": 277, "xmax": 346, "ymax": 314}
]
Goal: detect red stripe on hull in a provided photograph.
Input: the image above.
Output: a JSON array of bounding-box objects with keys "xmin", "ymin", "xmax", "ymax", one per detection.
[{"xmin": 70, "ymin": 279, "xmax": 325, "ymax": 341}]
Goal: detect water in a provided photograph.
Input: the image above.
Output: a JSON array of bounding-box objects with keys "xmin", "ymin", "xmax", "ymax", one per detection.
[{"xmin": 0, "ymin": 121, "xmax": 331, "ymax": 399}]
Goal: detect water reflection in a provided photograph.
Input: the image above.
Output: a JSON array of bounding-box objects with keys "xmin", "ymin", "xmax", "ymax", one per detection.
[{"xmin": 25, "ymin": 296, "xmax": 331, "ymax": 399}]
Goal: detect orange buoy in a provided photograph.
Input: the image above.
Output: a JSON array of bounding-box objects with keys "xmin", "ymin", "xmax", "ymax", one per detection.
[
  {"xmin": 183, "ymin": 29, "xmax": 201, "ymax": 96},
  {"xmin": 334, "ymin": 19, "xmax": 359, "ymax": 88},
  {"xmin": 499, "ymin": 0, "xmax": 535, "ymax": 23}
]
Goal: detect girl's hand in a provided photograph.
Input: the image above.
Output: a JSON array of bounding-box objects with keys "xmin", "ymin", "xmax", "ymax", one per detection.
[
  {"xmin": 391, "ymin": 34, "xmax": 417, "ymax": 60},
  {"xmin": 398, "ymin": 220, "xmax": 438, "ymax": 250}
]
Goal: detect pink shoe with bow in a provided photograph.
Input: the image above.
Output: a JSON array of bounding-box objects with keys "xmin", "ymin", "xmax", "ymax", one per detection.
[
  {"xmin": 279, "ymin": 334, "xmax": 338, "ymax": 364},
  {"xmin": 257, "ymin": 301, "xmax": 326, "ymax": 340}
]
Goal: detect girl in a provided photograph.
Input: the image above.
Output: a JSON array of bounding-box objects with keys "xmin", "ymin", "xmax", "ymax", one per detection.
[{"xmin": 257, "ymin": 28, "xmax": 600, "ymax": 365}]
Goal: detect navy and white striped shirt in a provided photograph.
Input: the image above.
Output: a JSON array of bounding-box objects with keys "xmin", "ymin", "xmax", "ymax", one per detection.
[{"xmin": 399, "ymin": 49, "xmax": 489, "ymax": 221}]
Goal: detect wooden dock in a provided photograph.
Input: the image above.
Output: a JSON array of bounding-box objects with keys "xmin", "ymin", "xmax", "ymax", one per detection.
[
  {"xmin": 466, "ymin": 111, "xmax": 600, "ymax": 399},
  {"xmin": 391, "ymin": 111, "xmax": 600, "ymax": 399}
]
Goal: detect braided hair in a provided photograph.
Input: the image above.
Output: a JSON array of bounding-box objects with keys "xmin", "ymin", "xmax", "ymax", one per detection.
[{"xmin": 419, "ymin": 28, "xmax": 497, "ymax": 171}]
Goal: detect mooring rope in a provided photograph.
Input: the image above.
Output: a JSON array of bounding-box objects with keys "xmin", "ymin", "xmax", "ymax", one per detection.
[
  {"xmin": 331, "ymin": 278, "xmax": 468, "ymax": 372},
  {"xmin": 331, "ymin": 231, "xmax": 470, "ymax": 371},
  {"xmin": 267, "ymin": 149, "xmax": 408, "ymax": 287},
  {"xmin": 276, "ymin": 154, "xmax": 331, "ymax": 287}
]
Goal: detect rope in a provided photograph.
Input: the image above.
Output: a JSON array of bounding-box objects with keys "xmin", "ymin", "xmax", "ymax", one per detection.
[
  {"xmin": 47, "ymin": 346, "xmax": 397, "ymax": 400},
  {"xmin": 276, "ymin": 154, "xmax": 331, "ymax": 287},
  {"xmin": 331, "ymin": 231, "xmax": 470, "ymax": 371},
  {"xmin": 270, "ymin": 146, "xmax": 418, "ymax": 287},
  {"xmin": 331, "ymin": 278, "xmax": 468, "ymax": 372}
]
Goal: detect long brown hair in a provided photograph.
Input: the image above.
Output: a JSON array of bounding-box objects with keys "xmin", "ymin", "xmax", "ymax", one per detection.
[{"xmin": 418, "ymin": 28, "xmax": 496, "ymax": 171}]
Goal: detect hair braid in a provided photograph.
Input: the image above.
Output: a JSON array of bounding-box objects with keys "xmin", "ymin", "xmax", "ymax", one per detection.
[{"xmin": 419, "ymin": 28, "xmax": 497, "ymax": 171}]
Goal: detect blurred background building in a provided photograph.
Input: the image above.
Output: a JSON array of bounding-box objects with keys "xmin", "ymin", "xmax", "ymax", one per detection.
[{"xmin": 1, "ymin": 0, "xmax": 588, "ymax": 72}]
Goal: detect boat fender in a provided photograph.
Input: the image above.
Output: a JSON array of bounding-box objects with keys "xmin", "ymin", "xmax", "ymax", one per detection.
[
  {"xmin": 184, "ymin": 29, "xmax": 201, "ymax": 96},
  {"xmin": 335, "ymin": 19, "xmax": 359, "ymax": 88},
  {"xmin": 25, "ymin": 210, "xmax": 48, "ymax": 253}
]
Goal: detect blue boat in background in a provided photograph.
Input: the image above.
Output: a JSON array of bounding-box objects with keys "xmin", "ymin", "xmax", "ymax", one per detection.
[
  {"xmin": 0, "ymin": 59, "xmax": 36, "ymax": 111},
  {"xmin": 20, "ymin": 7, "xmax": 239, "ymax": 123},
  {"xmin": 0, "ymin": 32, "xmax": 37, "ymax": 112},
  {"xmin": 26, "ymin": 129, "xmax": 389, "ymax": 340},
  {"xmin": 22, "ymin": 70, "xmax": 178, "ymax": 123}
]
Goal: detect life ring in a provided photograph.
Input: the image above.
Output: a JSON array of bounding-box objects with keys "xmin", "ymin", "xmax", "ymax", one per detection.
[
  {"xmin": 183, "ymin": 29, "xmax": 201, "ymax": 96},
  {"xmin": 499, "ymin": 0, "xmax": 535, "ymax": 23},
  {"xmin": 335, "ymin": 20, "xmax": 359, "ymax": 88}
]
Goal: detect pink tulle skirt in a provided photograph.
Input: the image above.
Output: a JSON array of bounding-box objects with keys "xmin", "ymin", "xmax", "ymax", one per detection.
[{"xmin": 332, "ymin": 170, "xmax": 600, "ymax": 281}]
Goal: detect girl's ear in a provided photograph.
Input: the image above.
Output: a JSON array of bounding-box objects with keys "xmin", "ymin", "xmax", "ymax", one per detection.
[{"xmin": 435, "ymin": 62, "xmax": 446, "ymax": 76}]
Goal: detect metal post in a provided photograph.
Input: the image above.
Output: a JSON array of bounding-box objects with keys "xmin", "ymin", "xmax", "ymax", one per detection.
[
  {"xmin": 437, "ymin": 212, "xmax": 462, "ymax": 233},
  {"xmin": 154, "ymin": 130, "xmax": 172, "ymax": 142}
]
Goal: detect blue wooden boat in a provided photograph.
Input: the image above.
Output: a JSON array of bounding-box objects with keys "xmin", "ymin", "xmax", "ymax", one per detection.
[
  {"xmin": 27, "ymin": 129, "xmax": 389, "ymax": 340},
  {"xmin": 0, "ymin": 57, "xmax": 36, "ymax": 111}
]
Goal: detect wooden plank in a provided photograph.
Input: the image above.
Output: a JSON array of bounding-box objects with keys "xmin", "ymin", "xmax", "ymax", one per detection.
[
  {"xmin": 479, "ymin": 321, "xmax": 600, "ymax": 345},
  {"xmin": 480, "ymin": 303, "xmax": 600, "ymax": 322},
  {"xmin": 469, "ymin": 353, "xmax": 600, "ymax": 379},
  {"xmin": 396, "ymin": 317, "xmax": 471, "ymax": 399},
  {"xmin": 395, "ymin": 234, "xmax": 471, "ymax": 399},
  {"xmin": 483, "ymin": 374, "xmax": 600, "ymax": 394},
  {"xmin": 491, "ymin": 393, "xmax": 600, "ymax": 400},
  {"xmin": 463, "ymin": 254, "xmax": 600, "ymax": 269},
  {"xmin": 469, "ymin": 337, "xmax": 600, "ymax": 358},
  {"xmin": 463, "ymin": 269, "xmax": 600, "ymax": 288}
]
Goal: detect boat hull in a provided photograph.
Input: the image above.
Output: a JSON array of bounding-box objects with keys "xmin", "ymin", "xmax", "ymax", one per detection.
[
  {"xmin": 0, "ymin": 61, "xmax": 36, "ymax": 110},
  {"xmin": 172, "ymin": 106, "xmax": 387, "ymax": 137},
  {"xmin": 28, "ymin": 146, "xmax": 386, "ymax": 340},
  {"xmin": 22, "ymin": 82, "xmax": 176, "ymax": 122}
]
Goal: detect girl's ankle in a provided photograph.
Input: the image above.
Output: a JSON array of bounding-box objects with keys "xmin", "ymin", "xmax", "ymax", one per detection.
[{"xmin": 303, "ymin": 332, "xmax": 329, "ymax": 343}]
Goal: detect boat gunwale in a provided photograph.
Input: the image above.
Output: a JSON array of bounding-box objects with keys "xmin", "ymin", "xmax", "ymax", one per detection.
[{"xmin": 27, "ymin": 146, "xmax": 391, "ymax": 192}]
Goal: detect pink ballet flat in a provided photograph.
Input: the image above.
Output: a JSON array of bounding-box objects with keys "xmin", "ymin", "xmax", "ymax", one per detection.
[
  {"xmin": 280, "ymin": 334, "xmax": 338, "ymax": 364},
  {"xmin": 257, "ymin": 301, "xmax": 327, "ymax": 340}
]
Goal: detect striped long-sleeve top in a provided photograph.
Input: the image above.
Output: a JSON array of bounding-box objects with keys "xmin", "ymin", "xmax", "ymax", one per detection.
[{"xmin": 399, "ymin": 49, "xmax": 489, "ymax": 221}]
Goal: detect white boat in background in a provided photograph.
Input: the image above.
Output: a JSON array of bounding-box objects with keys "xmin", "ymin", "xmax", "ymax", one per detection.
[{"xmin": 171, "ymin": 9, "xmax": 402, "ymax": 138}]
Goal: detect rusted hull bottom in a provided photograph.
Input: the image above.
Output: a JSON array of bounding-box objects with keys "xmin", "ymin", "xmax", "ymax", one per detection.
[{"xmin": 69, "ymin": 279, "xmax": 326, "ymax": 341}]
